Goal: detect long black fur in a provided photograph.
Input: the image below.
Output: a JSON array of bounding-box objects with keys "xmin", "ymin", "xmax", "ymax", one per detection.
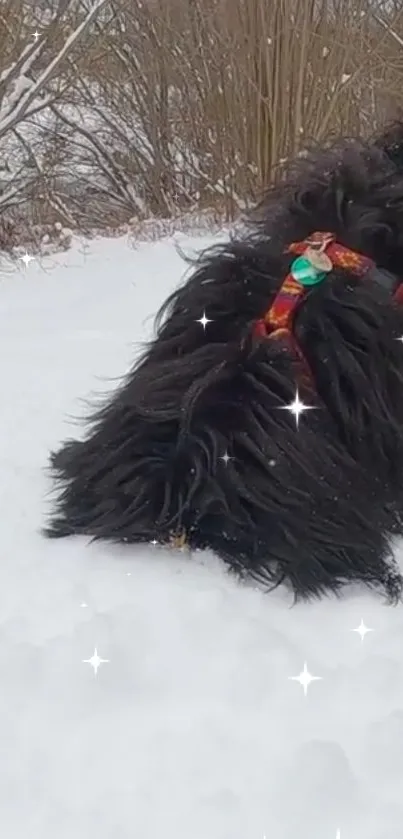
[{"xmin": 45, "ymin": 122, "xmax": 403, "ymax": 602}]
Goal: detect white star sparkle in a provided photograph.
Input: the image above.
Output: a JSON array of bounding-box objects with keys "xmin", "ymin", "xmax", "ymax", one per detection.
[
  {"xmin": 196, "ymin": 311, "xmax": 212, "ymax": 330},
  {"xmin": 278, "ymin": 387, "xmax": 317, "ymax": 429},
  {"xmin": 19, "ymin": 252, "xmax": 35, "ymax": 267},
  {"xmin": 396, "ymin": 336, "xmax": 403, "ymax": 344},
  {"xmin": 32, "ymin": 31, "xmax": 40, "ymax": 42},
  {"xmin": 82, "ymin": 648, "xmax": 109, "ymax": 676},
  {"xmin": 220, "ymin": 451, "xmax": 233, "ymax": 466},
  {"xmin": 289, "ymin": 662, "xmax": 322, "ymax": 696},
  {"xmin": 150, "ymin": 539, "xmax": 159, "ymax": 546},
  {"xmin": 352, "ymin": 619, "xmax": 373, "ymax": 642}
]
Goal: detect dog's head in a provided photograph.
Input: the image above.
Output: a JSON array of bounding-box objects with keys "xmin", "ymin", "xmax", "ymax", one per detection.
[{"xmin": 251, "ymin": 121, "xmax": 403, "ymax": 277}]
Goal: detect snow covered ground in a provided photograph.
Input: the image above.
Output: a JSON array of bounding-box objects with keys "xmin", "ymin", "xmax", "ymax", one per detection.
[{"xmin": 2, "ymin": 231, "xmax": 403, "ymax": 839}]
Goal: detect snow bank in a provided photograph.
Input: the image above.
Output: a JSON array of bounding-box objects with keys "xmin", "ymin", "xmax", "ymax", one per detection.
[{"xmin": 1, "ymin": 232, "xmax": 403, "ymax": 839}]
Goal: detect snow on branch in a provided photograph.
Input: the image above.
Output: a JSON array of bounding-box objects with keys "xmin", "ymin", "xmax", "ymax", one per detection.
[
  {"xmin": 0, "ymin": 39, "xmax": 45, "ymax": 105},
  {"xmin": 49, "ymin": 103, "xmax": 147, "ymax": 216},
  {"xmin": 0, "ymin": 0, "xmax": 110, "ymax": 141},
  {"xmin": 372, "ymin": 12, "xmax": 403, "ymax": 48}
]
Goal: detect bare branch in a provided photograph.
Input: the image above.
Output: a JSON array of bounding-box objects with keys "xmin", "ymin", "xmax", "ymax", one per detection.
[{"xmin": 0, "ymin": 0, "xmax": 110, "ymax": 140}]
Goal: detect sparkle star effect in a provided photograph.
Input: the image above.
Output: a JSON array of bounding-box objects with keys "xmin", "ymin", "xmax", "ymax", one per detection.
[
  {"xmin": 32, "ymin": 31, "xmax": 40, "ymax": 41},
  {"xmin": 19, "ymin": 252, "xmax": 35, "ymax": 267},
  {"xmin": 396, "ymin": 336, "xmax": 403, "ymax": 344},
  {"xmin": 289, "ymin": 662, "xmax": 322, "ymax": 696},
  {"xmin": 196, "ymin": 311, "xmax": 212, "ymax": 330},
  {"xmin": 352, "ymin": 618, "xmax": 373, "ymax": 642},
  {"xmin": 82, "ymin": 648, "xmax": 109, "ymax": 676},
  {"xmin": 220, "ymin": 451, "xmax": 233, "ymax": 466},
  {"xmin": 278, "ymin": 387, "xmax": 317, "ymax": 429}
]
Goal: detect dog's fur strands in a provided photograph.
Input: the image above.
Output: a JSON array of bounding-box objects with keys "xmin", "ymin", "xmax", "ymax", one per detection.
[{"xmin": 46, "ymin": 123, "xmax": 403, "ymax": 603}]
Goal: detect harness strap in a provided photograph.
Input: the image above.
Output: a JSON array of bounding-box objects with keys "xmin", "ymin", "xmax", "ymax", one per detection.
[{"xmin": 253, "ymin": 231, "xmax": 403, "ymax": 389}]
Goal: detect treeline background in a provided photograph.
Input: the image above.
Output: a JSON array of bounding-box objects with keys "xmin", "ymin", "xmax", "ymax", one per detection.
[{"xmin": 0, "ymin": 0, "xmax": 402, "ymax": 249}]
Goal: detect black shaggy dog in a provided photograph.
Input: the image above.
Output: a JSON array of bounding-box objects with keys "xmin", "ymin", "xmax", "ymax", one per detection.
[{"xmin": 46, "ymin": 122, "xmax": 403, "ymax": 603}]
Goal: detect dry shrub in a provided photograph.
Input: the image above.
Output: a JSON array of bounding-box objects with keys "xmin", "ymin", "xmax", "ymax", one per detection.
[
  {"xmin": 71, "ymin": 0, "xmax": 403, "ymax": 222},
  {"xmin": 2, "ymin": 0, "xmax": 403, "ymax": 244}
]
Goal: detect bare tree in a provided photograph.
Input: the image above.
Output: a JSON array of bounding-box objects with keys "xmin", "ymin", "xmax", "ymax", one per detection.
[
  {"xmin": 0, "ymin": 0, "xmax": 110, "ymax": 235},
  {"xmin": 0, "ymin": 0, "xmax": 110, "ymax": 139},
  {"xmin": 2, "ymin": 0, "xmax": 403, "ymax": 250}
]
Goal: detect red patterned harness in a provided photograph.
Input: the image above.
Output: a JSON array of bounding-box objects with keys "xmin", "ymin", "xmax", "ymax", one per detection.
[{"xmin": 253, "ymin": 231, "xmax": 403, "ymax": 386}]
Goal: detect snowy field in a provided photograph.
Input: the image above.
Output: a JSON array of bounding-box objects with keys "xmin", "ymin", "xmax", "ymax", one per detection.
[{"xmin": 2, "ymin": 231, "xmax": 403, "ymax": 839}]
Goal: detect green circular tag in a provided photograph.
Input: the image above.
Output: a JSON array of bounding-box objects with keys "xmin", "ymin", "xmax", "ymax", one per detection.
[{"xmin": 291, "ymin": 255, "xmax": 326, "ymax": 286}]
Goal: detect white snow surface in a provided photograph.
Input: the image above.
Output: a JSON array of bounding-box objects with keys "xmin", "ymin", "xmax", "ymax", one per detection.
[{"xmin": 2, "ymin": 232, "xmax": 403, "ymax": 839}]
